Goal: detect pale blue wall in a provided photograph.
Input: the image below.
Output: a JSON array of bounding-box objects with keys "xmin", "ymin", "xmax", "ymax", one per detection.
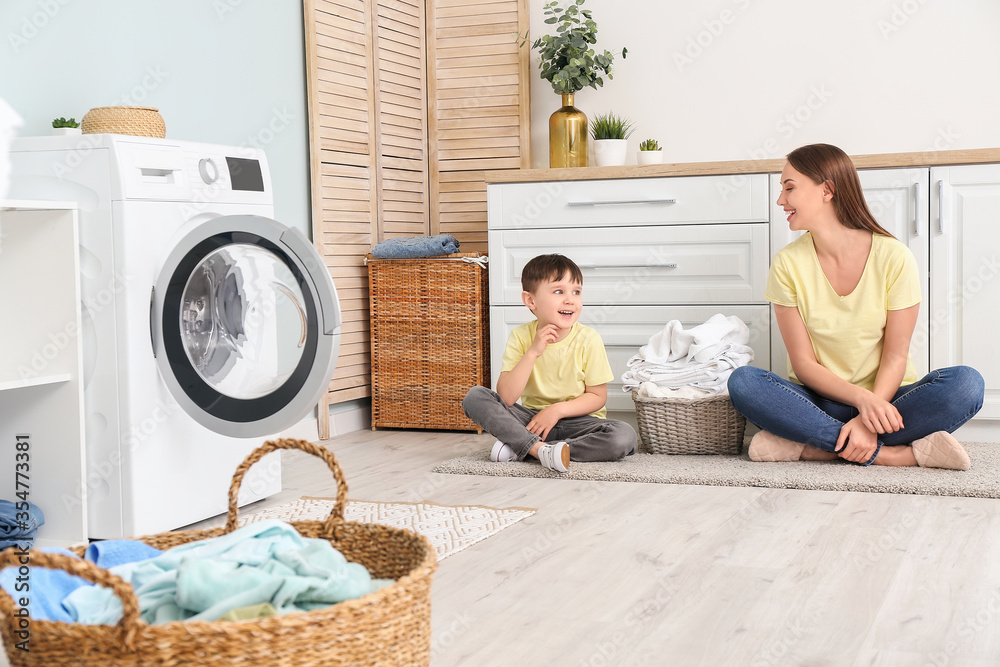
[{"xmin": 0, "ymin": 0, "xmax": 311, "ymax": 237}]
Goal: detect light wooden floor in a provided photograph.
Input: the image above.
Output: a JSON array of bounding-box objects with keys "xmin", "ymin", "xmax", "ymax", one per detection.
[
  {"xmin": 6, "ymin": 429, "xmax": 1000, "ymax": 666},
  {"xmin": 248, "ymin": 429, "xmax": 1000, "ymax": 667}
]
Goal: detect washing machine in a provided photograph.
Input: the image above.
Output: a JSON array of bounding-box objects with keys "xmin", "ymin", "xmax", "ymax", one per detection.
[{"xmin": 7, "ymin": 134, "xmax": 341, "ymax": 539}]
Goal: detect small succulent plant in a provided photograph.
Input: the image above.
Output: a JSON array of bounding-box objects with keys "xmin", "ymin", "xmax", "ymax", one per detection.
[
  {"xmin": 590, "ymin": 112, "xmax": 635, "ymax": 140},
  {"xmin": 51, "ymin": 117, "xmax": 80, "ymax": 128},
  {"xmin": 639, "ymin": 138, "xmax": 661, "ymax": 151}
]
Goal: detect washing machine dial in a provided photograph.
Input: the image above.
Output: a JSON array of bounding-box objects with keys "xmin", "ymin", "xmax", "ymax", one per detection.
[{"xmin": 198, "ymin": 158, "xmax": 219, "ymax": 185}]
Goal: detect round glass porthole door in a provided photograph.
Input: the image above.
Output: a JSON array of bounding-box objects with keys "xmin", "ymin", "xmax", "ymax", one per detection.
[
  {"xmin": 180, "ymin": 244, "xmax": 307, "ymax": 399},
  {"xmin": 152, "ymin": 215, "xmax": 341, "ymax": 438}
]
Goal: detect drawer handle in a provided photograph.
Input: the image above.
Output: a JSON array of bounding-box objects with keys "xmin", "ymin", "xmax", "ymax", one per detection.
[
  {"xmin": 578, "ymin": 262, "xmax": 678, "ymax": 269},
  {"xmin": 566, "ymin": 197, "xmax": 677, "ymax": 207}
]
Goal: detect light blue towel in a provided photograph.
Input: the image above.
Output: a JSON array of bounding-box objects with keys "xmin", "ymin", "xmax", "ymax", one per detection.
[
  {"xmin": 85, "ymin": 539, "xmax": 163, "ymax": 570},
  {"xmin": 371, "ymin": 233, "xmax": 460, "ymax": 259},
  {"xmin": 0, "ymin": 540, "xmax": 163, "ymax": 622},
  {"xmin": 63, "ymin": 520, "xmax": 390, "ymax": 625},
  {"xmin": 0, "ymin": 548, "xmax": 85, "ymax": 622}
]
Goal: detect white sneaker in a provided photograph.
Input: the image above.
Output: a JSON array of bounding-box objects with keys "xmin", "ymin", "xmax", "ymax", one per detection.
[
  {"xmin": 490, "ymin": 440, "xmax": 515, "ymax": 462},
  {"xmin": 537, "ymin": 441, "xmax": 570, "ymax": 473}
]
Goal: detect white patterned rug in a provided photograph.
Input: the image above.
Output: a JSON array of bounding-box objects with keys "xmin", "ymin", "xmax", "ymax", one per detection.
[{"xmin": 235, "ymin": 497, "xmax": 536, "ymax": 561}]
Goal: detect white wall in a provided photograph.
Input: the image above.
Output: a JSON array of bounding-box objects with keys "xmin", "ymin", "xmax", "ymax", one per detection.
[
  {"xmin": 0, "ymin": 0, "xmax": 310, "ymax": 236},
  {"xmin": 528, "ymin": 0, "xmax": 1000, "ymax": 168}
]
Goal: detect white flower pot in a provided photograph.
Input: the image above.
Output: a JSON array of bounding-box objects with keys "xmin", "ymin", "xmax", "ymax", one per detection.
[
  {"xmin": 637, "ymin": 150, "xmax": 664, "ymax": 165},
  {"xmin": 593, "ymin": 139, "xmax": 628, "ymax": 167},
  {"xmin": 51, "ymin": 127, "xmax": 81, "ymax": 136}
]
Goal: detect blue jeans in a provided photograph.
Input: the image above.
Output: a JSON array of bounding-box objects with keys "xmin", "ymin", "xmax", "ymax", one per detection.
[{"xmin": 727, "ymin": 366, "xmax": 985, "ymax": 466}]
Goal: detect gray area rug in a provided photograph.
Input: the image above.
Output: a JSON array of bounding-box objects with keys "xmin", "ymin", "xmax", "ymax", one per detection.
[{"xmin": 433, "ymin": 442, "xmax": 999, "ymax": 499}]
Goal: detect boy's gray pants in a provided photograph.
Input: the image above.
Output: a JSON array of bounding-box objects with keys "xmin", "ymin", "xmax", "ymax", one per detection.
[{"xmin": 462, "ymin": 386, "xmax": 637, "ymax": 462}]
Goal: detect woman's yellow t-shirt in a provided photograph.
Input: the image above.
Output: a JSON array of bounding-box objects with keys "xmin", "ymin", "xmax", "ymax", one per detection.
[{"xmin": 766, "ymin": 232, "xmax": 922, "ymax": 391}]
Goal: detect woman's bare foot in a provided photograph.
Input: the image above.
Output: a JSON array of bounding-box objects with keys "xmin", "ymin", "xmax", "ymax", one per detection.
[{"xmin": 872, "ymin": 445, "xmax": 918, "ymax": 467}]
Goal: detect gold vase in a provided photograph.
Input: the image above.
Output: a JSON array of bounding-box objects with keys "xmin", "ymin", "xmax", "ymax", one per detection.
[{"xmin": 549, "ymin": 93, "xmax": 587, "ymax": 168}]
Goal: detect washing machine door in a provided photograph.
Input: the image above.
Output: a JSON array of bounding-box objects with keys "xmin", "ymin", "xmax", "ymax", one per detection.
[{"xmin": 151, "ymin": 215, "xmax": 341, "ymax": 438}]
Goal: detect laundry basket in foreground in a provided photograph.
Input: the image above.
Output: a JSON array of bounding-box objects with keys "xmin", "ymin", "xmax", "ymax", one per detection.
[
  {"xmin": 0, "ymin": 439, "xmax": 437, "ymax": 666},
  {"xmin": 632, "ymin": 392, "xmax": 746, "ymax": 455}
]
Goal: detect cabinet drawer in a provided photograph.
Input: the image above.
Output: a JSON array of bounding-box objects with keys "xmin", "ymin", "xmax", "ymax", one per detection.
[
  {"xmin": 487, "ymin": 173, "xmax": 769, "ymax": 230},
  {"xmin": 489, "ymin": 224, "xmax": 769, "ymax": 306},
  {"xmin": 490, "ymin": 305, "xmax": 770, "ymax": 413}
]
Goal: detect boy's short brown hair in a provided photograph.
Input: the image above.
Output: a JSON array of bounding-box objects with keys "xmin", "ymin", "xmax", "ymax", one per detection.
[{"xmin": 520, "ymin": 253, "xmax": 584, "ymax": 293}]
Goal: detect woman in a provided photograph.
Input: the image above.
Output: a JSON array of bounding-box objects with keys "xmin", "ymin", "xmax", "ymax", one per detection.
[{"xmin": 728, "ymin": 144, "xmax": 984, "ymax": 468}]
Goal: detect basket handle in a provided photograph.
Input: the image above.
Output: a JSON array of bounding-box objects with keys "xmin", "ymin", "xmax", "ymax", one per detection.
[
  {"xmin": 224, "ymin": 438, "xmax": 348, "ymax": 535},
  {"xmin": 0, "ymin": 549, "xmax": 141, "ymax": 650}
]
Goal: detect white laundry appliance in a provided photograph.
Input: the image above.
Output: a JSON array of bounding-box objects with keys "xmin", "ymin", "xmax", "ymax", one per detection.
[{"xmin": 7, "ymin": 135, "xmax": 341, "ymax": 539}]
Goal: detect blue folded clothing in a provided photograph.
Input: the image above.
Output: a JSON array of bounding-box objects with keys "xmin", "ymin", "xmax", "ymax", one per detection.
[
  {"xmin": 0, "ymin": 498, "xmax": 44, "ymax": 541},
  {"xmin": 371, "ymin": 234, "xmax": 460, "ymax": 259}
]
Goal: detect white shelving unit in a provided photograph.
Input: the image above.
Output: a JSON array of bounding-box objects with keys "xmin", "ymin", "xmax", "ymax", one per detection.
[{"xmin": 0, "ymin": 200, "xmax": 87, "ymax": 548}]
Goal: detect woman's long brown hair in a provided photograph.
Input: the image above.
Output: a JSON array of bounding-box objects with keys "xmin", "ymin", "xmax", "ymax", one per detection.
[{"xmin": 786, "ymin": 144, "xmax": 895, "ymax": 238}]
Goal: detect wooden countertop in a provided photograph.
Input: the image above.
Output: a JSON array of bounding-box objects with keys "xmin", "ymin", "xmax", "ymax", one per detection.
[{"xmin": 485, "ymin": 148, "xmax": 1000, "ymax": 184}]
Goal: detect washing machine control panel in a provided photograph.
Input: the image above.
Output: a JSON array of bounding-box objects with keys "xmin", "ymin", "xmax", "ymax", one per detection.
[{"xmin": 182, "ymin": 145, "xmax": 271, "ymax": 205}]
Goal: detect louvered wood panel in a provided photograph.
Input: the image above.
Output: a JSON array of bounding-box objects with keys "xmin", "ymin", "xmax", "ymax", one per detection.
[
  {"xmin": 306, "ymin": 0, "xmax": 529, "ymax": 434},
  {"xmin": 426, "ymin": 0, "xmax": 530, "ymax": 253},
  {"xmin": 374, "ymin": 0, "xmax": 429, "ymax": 240},
  {"xmin": 306, "ymin": 0, "xmax": 378, "ymax": 418}
]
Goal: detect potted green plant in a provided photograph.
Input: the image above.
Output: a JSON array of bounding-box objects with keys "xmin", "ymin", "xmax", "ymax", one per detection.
[
  {"xmin": 590, "ymin": 112, "xmax": 634, "ymax": 167},
  {"xmin": 638, "ymin": 138, "xmax": 663, "ymax": 165},
  {"xmin": 51, "ymin": 117, "xmax": 81, "ymax": 136},
  {"xmin": 520, "ymin": 0, "xmax": 627, "ymax": 168}
]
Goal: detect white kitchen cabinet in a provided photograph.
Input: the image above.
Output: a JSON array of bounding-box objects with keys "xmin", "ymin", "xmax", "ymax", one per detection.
[
  {"xmin": 930, "ymin": 164, "xmax": 1000, "ymax": 420},
  {"xmin": 487, "ymin": 150, "xmax": 999, "ymax": 438},
  {"xmin": 487, "ymin": 174, "xmax": 772, "ymax": 416},
  {"xmin": 769, "ymin": 168, "xmax": 931, "ymax": 379},
  {"xmin": 0, "ymin": 200, "xmax": 87, "ymax": 548}
]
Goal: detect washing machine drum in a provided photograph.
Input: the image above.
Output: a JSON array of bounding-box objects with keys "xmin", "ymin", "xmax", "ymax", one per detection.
[{"xmin": 152, "ymin": 215, "xmax": 341, "ymax": 438}]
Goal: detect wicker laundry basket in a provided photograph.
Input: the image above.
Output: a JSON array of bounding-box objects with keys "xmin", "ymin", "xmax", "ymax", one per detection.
[
  {"xmin": 81, "ymin": 106, "xmax": 166, "ymax": 138},
  {"xmin": 632, "ymin": 391, "xmax": 746, "ymax": 455},
  {"xmin": 0, "ymin": 439, "xmax": 437, "ymax": 666},
  {"xmin": 367, "ymin": 252, "xmax": 489, "ymax": 432}
]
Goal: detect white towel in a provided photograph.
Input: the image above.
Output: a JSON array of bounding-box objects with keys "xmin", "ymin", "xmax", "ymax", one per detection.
[
  {"xmin": 636, "ymin": 314, "xmax": 750, "ymax": 365},
  {"xmin": 621, "ymin": 314, "xmax": 755, "ymax": 397},
  {"xmin": 635, "ymin": 382, "xmax": 713, "ymax": 399}
]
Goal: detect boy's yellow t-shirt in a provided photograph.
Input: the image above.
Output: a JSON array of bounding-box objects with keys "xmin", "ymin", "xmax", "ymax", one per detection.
[
  {"xmin": 766, "ymin": 232, "xmax": 922, "ymax": 391},
  {"xmin": 500, "ymin": 321, "xmax": 614, "ymax": 418}
]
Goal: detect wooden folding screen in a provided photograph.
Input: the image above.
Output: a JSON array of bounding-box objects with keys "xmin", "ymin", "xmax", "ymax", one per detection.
[{"xmin": 304, "ymin": 0, "xmax": 530, "ymax": 437}]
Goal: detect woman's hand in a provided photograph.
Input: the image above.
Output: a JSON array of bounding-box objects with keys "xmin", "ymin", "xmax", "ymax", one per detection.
[
  {"xmin": 855, "ymin": 390, "xmax": 903, "ymax": 434},
  {"xmin": 835, "ymin": 416, "xmax": 879, "ymax": 463}
]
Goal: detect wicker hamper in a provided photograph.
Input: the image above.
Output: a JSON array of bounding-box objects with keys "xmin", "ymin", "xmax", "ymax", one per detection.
[
  {"xmin": 0, "ymin": 439, "xmax": 437, "ymax": 666},
  {"xmin": 632, "ymin": 391, "xmax": 747, "ymax": 455},
  {"xmin": 367, "ymin": 253, "xmax": 489, "ymax": 432}
]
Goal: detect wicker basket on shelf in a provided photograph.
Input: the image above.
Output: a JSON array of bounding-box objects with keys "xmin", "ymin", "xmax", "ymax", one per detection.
[
  {"xmin": 0, "ymin": 439, "xmax": 437, "ymax": 666},
  {"xmin": 81, "ymin": 106, "xmax": 166, "ymax": 137},
  {"xmin": 367, "ymin": 252, "xmax": 489, "ymax": 432},
  {"xmin": 632, "ymin": 391, "xmax": 746, "ymax": 455}
]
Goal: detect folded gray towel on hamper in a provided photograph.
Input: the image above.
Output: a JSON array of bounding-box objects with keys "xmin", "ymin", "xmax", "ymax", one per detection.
[{"xmin": 371, "ymin": 234, "xmax": 460, "ymax": 259}]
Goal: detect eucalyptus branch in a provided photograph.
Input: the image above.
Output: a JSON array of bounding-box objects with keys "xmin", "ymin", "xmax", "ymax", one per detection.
[{"xmin": 517, "ymin": 0, "xmax": 627, "ymax": 95}]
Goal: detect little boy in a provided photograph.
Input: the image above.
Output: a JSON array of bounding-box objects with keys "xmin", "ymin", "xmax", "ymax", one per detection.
[{"xmin": 462, "ymin": 253, "xmax": 637, "ymax": 472}]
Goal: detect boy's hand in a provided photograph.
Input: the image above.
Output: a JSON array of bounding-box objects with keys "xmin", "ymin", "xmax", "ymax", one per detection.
[
  {"xmin": 529, "ymin": 324, "xmax": 561, "ymax": 358},
  {"xmin": 526, "ymin": 404, "xmax": 563, "ymax": 442}
]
